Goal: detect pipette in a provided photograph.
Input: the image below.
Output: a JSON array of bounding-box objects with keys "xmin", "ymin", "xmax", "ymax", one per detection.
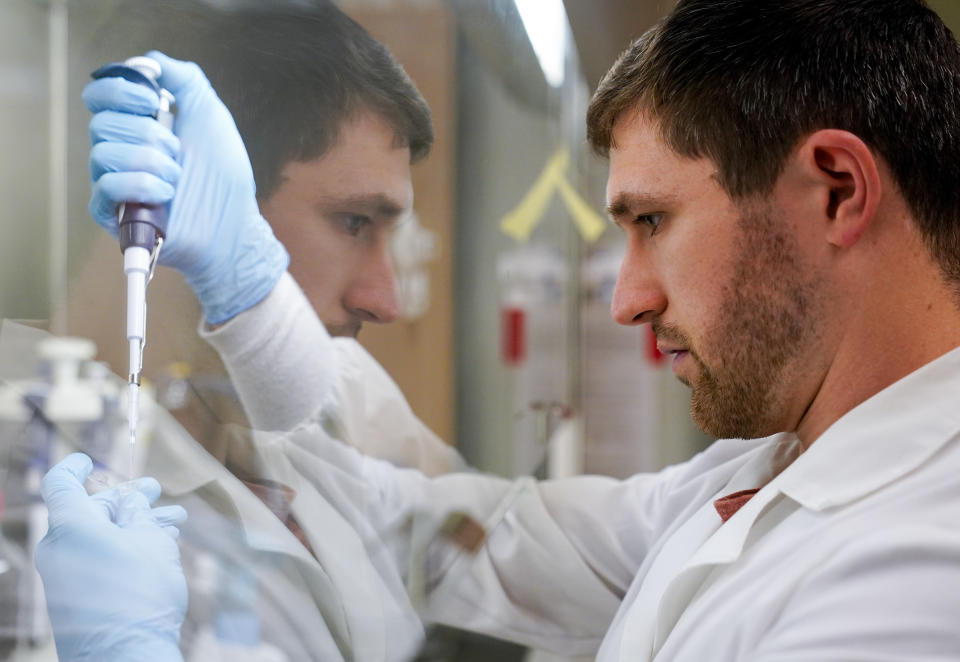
[{"xmin": 91, "ymin": 57, "xmax": 175, "ymax": 477}]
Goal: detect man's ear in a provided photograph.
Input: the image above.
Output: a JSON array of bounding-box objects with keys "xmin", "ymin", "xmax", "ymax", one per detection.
[{"xmin": 794, "ymin": 129, "xmax": 882, "ymax": 248}]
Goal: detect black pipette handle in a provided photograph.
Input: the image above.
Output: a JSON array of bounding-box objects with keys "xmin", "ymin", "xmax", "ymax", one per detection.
[{"xmin": 91, "ymin": 58, "xmax": 176, "ymax": 253}]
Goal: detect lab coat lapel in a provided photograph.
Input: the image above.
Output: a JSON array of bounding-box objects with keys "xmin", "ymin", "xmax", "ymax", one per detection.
[
  {"xmin": 617, "ymin": 434, "xmax": 798, "ymax": 660},
  {"xmin": 650, "ymin": 483, "xmax": 783, "ymax": 654},
  {"xmin": 617, "ymin": 501, "xmax": 722, "ymax": 660},
  {"xmin": 288, "ymin": 466, "xmax": 391, "ymax": 662},
  {"xmin": 223, "ymin": 469, "xmax": 319, "ymax": 563},
  {"xmin": 273, "ymin": 433, "xmax": 399, "ymax": 662},
  {"xmin": 223, "ymin": 432, "xmax": 388, "ymax": 658},
  {"xmin": 146, "ymin": 411, "xmax": 320, "ymax": 563},
  {"xmin": 147, "ymin": 414, "xmax": 357, "ymax": 656}
]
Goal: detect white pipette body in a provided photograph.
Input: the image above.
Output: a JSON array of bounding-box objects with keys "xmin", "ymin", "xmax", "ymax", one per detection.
[
  {"xmin": 94, "ymin": 56, "xmax": 174, "ymax": 479},
  {"xmin": 125, "ymin": 245, "xmax": 149, "ymax": 477}
]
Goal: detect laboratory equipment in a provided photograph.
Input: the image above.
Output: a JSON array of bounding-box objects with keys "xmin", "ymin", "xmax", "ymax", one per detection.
[
  {"xmin": 90, "ymin": 56, "xmax": 175, "ymax": 474},
  {"xmin": 0, "ymin": 330, "xmax": 161, "ymax": 654},
  {"xmin": 496, "ymin": 246, "xmax": 572, "ymax": 475},
  {"xmin": 0, "ymin": 337, "xmax": 101, "ymax": 649}
]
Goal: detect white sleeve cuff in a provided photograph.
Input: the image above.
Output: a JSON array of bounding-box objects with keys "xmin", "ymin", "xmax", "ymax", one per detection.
[{"xmin": 199, "ymin": 271, "xmax": 339, "ymax": 431}]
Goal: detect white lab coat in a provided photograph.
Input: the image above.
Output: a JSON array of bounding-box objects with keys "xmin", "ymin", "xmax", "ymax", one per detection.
[
  {"xmin": 146, "ymin": 407, "xmax": 431, "ymax": 661},
  {"xmin": 138, "ymin": 274, "xmax": 463, "ymax": 661},
  {"xmin": 136, "ymin": 273, "xmax": 469, "ymax": 661},
  {"xmin": 200, "ymin": 272, "xmax": 465, "ymax": 476},
  {"xmin": 205, "ymin": 273, "xmax": 960, "ymax": 660}
]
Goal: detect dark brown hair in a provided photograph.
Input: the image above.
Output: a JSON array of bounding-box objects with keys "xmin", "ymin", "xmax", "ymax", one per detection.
[
  {"xmin": 175, "ymin": 1, "xmax": 434, "ymax": 201},
  {"xmin": 587, "ymin": 0, "xmax": 960, "ymax": 287}
]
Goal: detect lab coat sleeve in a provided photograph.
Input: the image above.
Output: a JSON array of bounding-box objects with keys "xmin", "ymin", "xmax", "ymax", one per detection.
[
  {"xmin": 749, "ymin": 525, "xmax": 960, "ymax": 661},
  {"xmin": 331, "ymin": 338, "xmax": 468, "ymax": 475},
  {"xmin": 199, "ymin": 271, "xmax": 340, "ymax": 431},
  {"xmin": 200, "ymin": 272, "xmax": 466, "ymax": 475},
  {"xmin": 277, "ymin": 422, "xmax": 681, "ymax": 655}
]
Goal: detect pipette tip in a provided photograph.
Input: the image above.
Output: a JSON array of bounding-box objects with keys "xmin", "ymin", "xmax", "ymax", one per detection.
[{"xmin": 127, "ymin": 382, "xmax": 139, "ymax": 479}]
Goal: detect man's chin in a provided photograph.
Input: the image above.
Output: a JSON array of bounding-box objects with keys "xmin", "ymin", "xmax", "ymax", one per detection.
[{"xmin": 689, "ymin": 384, "xmax": 775, "ymax": 440}]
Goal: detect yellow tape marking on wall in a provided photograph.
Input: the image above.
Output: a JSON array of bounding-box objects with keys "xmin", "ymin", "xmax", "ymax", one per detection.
[
  {"xmin": 499, "ymin": 148, "xmax": 569, "ymax": 242},
  {"xmin": 499, "ymin": 146, "xmax": 607, "ymax": 244},
  {"xmin": 555, "ymin": 175, "xmax": 608, "ymax": 243}
]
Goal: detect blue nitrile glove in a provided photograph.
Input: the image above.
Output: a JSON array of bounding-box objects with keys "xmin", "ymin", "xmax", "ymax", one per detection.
[
  {"xmin": 35, "ymin": 453, "xmax": 188, "ymax": 662},
  {"xmin": 84, "ymin": 51, "xmax": 289, "ymax": 324}
]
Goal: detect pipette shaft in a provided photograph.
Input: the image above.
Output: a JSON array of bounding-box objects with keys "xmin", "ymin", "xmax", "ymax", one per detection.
[
  {"xmin": 125, "ymin": 245, "xmax": 149, "ymax": 476},
  {"xmin": 92, "ymin": 56, "xmax": 175, "ymax": 478}
]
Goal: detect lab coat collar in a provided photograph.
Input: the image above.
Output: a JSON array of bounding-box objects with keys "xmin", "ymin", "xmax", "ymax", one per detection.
[
  {"xmin": 681, "ymin": 432, "xmax": 800, "ymax": 568},
  {"xmin": 650, "ymin": 344, "xmax": 960, "ymax": 654},
  {"xmin": 681, "ymin": 343, "xmax": 960, "ymax": 570},
  {"xmin": 778, "ymin": 342, "xmax": 960, "ymax": 511},
  {"xmin": 644, "ymin": 433, "xmax": 799, "ymax": 655},
  {"xmin": 145, "ymin": 415, "xmax": 319, "ymax": 565}
]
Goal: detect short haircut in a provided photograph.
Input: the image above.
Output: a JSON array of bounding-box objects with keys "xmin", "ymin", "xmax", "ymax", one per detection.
[
  {"xmin": 179, "ymin": 1, "xmax": 434, "ymax": 200},
  {"xmin": 587, "ymin": 0, "xmax": 960, "ymax": 289}
]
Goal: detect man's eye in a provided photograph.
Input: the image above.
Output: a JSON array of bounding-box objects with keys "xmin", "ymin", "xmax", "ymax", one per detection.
[
  {"xmin": 340, "ymin": 214, "xmax": 371, "ymax": 236},
  {"xmin": 634, "ymin": 213, "xmax": 664, "ymax": 235}
]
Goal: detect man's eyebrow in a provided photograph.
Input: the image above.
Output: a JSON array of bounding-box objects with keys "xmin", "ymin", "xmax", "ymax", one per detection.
[
  {"xmin": 319, "ymin": 193, "xmax": 408, "ymax": 218},
  {"xmin": 606, "ymin": 192, "xmax": 679, "ymax": 224}
]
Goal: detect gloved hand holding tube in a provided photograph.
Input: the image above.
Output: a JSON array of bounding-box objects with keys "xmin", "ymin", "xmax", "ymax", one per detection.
[
  {"xmin": 35, "ymin": 453, "xmax": 188, "ymax": 662},
  {"xmin": 84, "ymin": 51, "xmax": 289, "ymax": 325}
]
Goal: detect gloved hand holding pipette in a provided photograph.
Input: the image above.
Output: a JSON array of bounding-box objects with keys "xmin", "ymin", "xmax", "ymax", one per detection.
[
  {"xmin": 36, "ymin": 453, "xmax": 188, "ymax": 662},
  {"xmin": 84, "ymin": 51, "xmax": 289, "ymax": 326}
]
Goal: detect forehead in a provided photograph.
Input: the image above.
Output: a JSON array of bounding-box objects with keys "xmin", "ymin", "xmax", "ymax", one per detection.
[
  {"xmin": 605, "ymin": 111, "xmax": 719, "ymax": 209},
  {"xmin": 276, "ymin": 110, "xmax": 414, "ymax": 211}
]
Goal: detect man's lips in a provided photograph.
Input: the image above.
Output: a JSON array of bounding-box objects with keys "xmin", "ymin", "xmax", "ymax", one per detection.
[
  {"xmin": 656, "ymin": 342, "xmax": 688, "ymax": 356},
  {"xmin": 656, "ymin": 342, "xmax": 690, "ymax": 370}
]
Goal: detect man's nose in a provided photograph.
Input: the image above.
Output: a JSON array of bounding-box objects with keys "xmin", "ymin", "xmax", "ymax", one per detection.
[
  {"xmin": 610, "ymin": 244, "xmax": 666, "ymax": 326},
  {"xmin": 345, "ymin": 241, "xmax": 401, "ymax": 324}
]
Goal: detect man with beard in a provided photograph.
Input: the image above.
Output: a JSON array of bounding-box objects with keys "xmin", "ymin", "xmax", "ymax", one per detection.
[
  {"xmin": 37, "ymin": 0, "xmax": 960, "ymax": 660},
  {"xmin": 126, "ymin": 3, "xmax": 464, "ymax": 475},
  {"xmin": 65, "ymin": 5, "xmax": 463, "ymax": 661}
]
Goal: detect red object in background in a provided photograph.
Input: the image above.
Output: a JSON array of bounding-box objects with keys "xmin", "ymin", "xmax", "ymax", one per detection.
[
  {"xmin": 501, "ymin": 306, "xmax": 527, "ymax": 366},
  {"xmin": 646, "ymin": 326, "xmax": 666, "ymax": 366}
]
